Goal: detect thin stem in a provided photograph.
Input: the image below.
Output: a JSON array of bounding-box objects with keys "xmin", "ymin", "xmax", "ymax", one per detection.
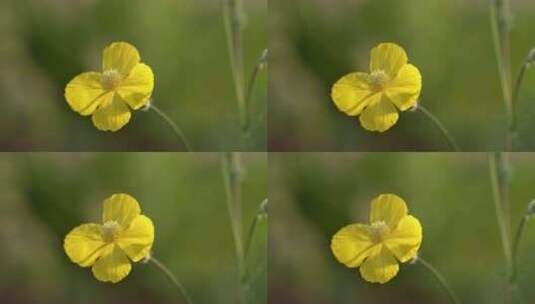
[
  {"xmin": 222, "ymin": 0, "xmax": 247, "ymax": 132},
  {"xmin": 501, "ymin": 0, "xmax": 513, "ymax": 89},
  {"xmin": 489, "ymin": 153, "xmax": 513, "ymax": 272},
  {"xmin": 221, "ymin": 152, "xmax": 246, "ymax": 304},
  {"xmin": 415, "ymin": 105, "xmax": 460, "ymax": 151},
  {"xmin": 490, "ymin": 0, "xmax": 514, "ymax": 150},
  {"xmin": 511, "ymin": 214, "xmax": 529, "ymax": 281},
  {"xmin": 149, "ymin": 104, "xmax": 192, "ymax": 152},
  {"xmin": 489, "ymin": 152, "xmax": 514, "ymax": 304},
  {"xmin": 244, "ymin": 199, "xmax": 268, "ymax": 259},
  {"xmin": 416, "ymin": 257, "xmax": 461, "ymax": 304},
  {"xmin": 244, "ymin": 49, "xmax": 268, "ymax": 134},
  {"xmin": 148, "ymin": 255, "xmax": 194, "ymax": 304},
  {"xmin": 511, "ymin": 61, "xmax": 529, "ymax": 133},
  {"xmin": 512, "ymin": 62, "xmax": 528, "ymax": 113}
]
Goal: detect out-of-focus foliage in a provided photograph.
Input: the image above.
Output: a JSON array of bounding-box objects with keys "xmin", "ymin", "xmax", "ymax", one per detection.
[
  {"xmin": 0, "ymin": 153, "xmax": 267, "ymax": 304},
  {"xmin": 270, "ymin": 153, "xmax": 535, "ymax": 303},
  {"xmin": 269, "ymin": 0, "xmax": 535, "ymax": 151},
  {"xmin": 0, "ymin": 0, "xmax": 267, "ymax": 151}
]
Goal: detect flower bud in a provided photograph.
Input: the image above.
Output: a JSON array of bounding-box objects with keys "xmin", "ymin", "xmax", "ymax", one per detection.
[
  {"xmin": 526, "ymin": 199, "xmax": 535, "ymax": 216},
  {"xmin": 258, "ymin": 199, "xmax": 268, "ymax": 220},
  {"xmin": 142, "ymin": 251, "xmax": 152, "ymax": 264},
  {"xmin": 258, "ymin": 49, "xmax": 268, "ymax": 70},
  {"xmin": 527, "ymin": 48, "xmax": 535, "ymax": 64},
  {"xmin": 142, "ymin": 99, "xmax": 152, "ymax": 112},
  {"xmin": 409, "ymin": 101, "xmax": 420, "ymax": 112}
]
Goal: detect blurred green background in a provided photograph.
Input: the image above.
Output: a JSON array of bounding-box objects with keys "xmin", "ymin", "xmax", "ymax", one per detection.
[
  {"xmin": 0, "ymin": 0, "xmax": 266, "ymax": 151},
  {"xmin": 270, "ymin": 153, "xmax": 535, "ymax": 303},
  {"xmin": 269, "ymin": 0, "xmax": 535, "ymax": 151},
  {"xmin": 0, "ymin": 152, "xmax": 267, "ymax": 303}
]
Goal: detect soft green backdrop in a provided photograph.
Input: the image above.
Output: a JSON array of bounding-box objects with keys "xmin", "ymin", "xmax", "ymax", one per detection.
[
  {"xmin": 0, "ymin": 153, "xmax": 267, "ymax": 304},
  {"xmin": 270, "ymin": 153, "xmax": 535, "ymax": 303},
  {"xmin": 0, "ymin": 0, "xmax": 266, "ymax": 151},
  {"xmin": 270, "ymin": 0, "xmax": 535, "ymax": 151}
]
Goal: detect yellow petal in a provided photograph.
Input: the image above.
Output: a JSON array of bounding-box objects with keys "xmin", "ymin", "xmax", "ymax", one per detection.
[
  {"xmin": 384, "ymin": 215, "xmax": 422, "ymax": 262},
  {"xmin": 385, "ymin": 64, "xmax": 422, "ymax": 111},
  {"xmin": 102, "ymin": 193, "xmax": 141, "ymax": 229},
  {"xmin": 369, "ymin": 194, "xmax": 408, "ymax": 229},
  {"xmin": 369, "ymin": 43, "xmax": 408, "ymax": 78},
  {"xmin": 117, "ymin": 215, "xmax": 155, "ymax": 262},
  {"xmin": 359, "ymin": 95, "xmax": 399, "ymax": 132},
  {"xmin": 64, "ymin": 223, "xmax": 109, "ymax": 267},
  {"xmin": 331, "ymin": 224, "xmax": 375, "ymax": 267},
  {"xmin": 91, "ymin": 245, "xmax": 132, "ymax": 283},
  {"xmin": 117, "ymin": 63, "xmax": 154, "ymax": 110},
  {"xmin": 331, "ymin": 72, "xmax": 376, "ymax": 116},
  {"xmin": 65, "ymin": 72, "xmax": 107, "ymax": 116},
  {"xmin": 91, "ymin": 94, "xmax": 131, "ymax": 131},
  {"xmin": 359, "ymin": 245, "xmax": 399, "ymax": 284},
  {"xmin": 102, "ymin": 42, "xmax": 141, "ymax": 76}
]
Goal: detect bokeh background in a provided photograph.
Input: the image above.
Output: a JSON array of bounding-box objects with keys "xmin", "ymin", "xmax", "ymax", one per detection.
[
  {"xmin": 270, "ymin": 153, "xmax": 535, "ymax": 303},
  {"xmin": 0, "ymin": 0, "xmax": 267, "ymax": 151},
  {"xmin": 270, "ymin": 0, "xmax": 535, "ymax": 151},
  {"xmin": 0, "ymin": 152, "xmax": 267, "ymax": 304}
]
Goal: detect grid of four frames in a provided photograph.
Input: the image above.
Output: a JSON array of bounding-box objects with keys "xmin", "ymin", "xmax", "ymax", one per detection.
[{"xmin": 2, "ymin": 1, "xmax": 535, "ymax": 304}]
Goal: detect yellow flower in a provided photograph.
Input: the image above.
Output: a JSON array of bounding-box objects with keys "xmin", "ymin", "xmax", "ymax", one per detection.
[
  {"xmin": 331, "ymin": 193, "xmax": 422, "ymax": 283},
  {"xmin": 65, "ymin": 42, "xmax": 154, "ymax": 131},
  {"xmin": 331, "ymin": 43, "xmax": 422, "ymax": 132},
  {"xmin": 64, "ymin": 193, "xmax": 155, "ymax": 283}
]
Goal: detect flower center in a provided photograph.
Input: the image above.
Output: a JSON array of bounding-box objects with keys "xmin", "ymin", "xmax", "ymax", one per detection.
[
  {"xmin": 101, "ymin": 69, "xmax": 123, "ymax": 90},
  {"xmin": 368, "ymin": 221, "xmax": 390, "ymax": 243},
  {"xmin": 101, "ymin": 220, "xmax": 121, "ymax": 243},
  {"xmin": 368, "ymin": 70, "xmax": 390, "ymax": 91}
]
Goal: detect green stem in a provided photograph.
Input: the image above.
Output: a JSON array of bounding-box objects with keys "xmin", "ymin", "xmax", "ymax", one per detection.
[
  {"xmin": 221, "ymin": 152, "xmax": 246, "ymax": 304},
  {"xmin": 512, "ymin": 62, "xmax": 528, "ymax": 113},
  {"xmin": 490, "ymin": 0, "xmax": 514, "ymax": 150},
  {"xmin": 243, "ymin": 49, "xmax": 268, "ymax": 134},
  {"xmin": 149, "ymin": 104, "xmax": 192, "ymax": 151},
  {"xmin": 222, "ymin": 0, "xmax": 247, "ymax": 133},
  {"xmin": 244, "ymin": 199, "xmax": 268, "ymax": 259},
  {"xmin": 511, "ymin": 61, "xmax": 530, "ymax": 135},
  {"xmin": 148, "ymin": 255, "xmax": 194, "ymax": 304},
  {"xmin": 489, "ymin": 152, "xmax": 514, "ymax": 303},
  {"xmin": 415, "ymin": 105, "xmax": 460, "ymax": 151},
  {"xmin": 511, "ymin": 213, "xmax": 530, "ymax": 281},
  {"xmin": 416, "ymin": 257, "xmax": 461, "ymax": 304}
]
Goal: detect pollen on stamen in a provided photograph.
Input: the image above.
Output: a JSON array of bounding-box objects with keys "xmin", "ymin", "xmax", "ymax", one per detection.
[
  {"xmin": 368, "ymin": 221, "xmax": 390, "ymax": 243},
  {"xmin": 101, "ymin": 69, "xmax": 123, "ymax": 90},
  {"xmin": 101, "ymin": 220, "xmax": 121, "ymax": 242},
  {"xmin": 368, "ymin": 70, "xmax": 390, "ymax": 91}
]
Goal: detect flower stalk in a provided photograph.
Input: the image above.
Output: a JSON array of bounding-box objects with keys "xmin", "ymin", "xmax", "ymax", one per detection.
[
  {"xmin": 511, "ymin": 199, "xmax": 535, "ymax": 288},
  {"xmin": 414, "ymin": 256, "xmax": 461, "ymax": 304},
  {"xmin": 489, "ymin": 152, "xmax": 514, "ymax": 303},
  {"xmin": 222, "ymin": 0, "xmax": 248, "ymax": 134},
  {"xmin": 511, "ymin": 61, "xmax": 529, "ymax": 114},
  {"xmin": 222, "ymin": 152, "xmax": 246, "ymax": 304},
  {"xmin": 490, "ymin": 0, "xmax": 515, "ymax": 150},
  {"xmin": 145, "ymin": 103, "xmax": 192, "ymax": 151},
  {"xmin": 413, "ymin": 104, "xmax": 460, "ymax": 151},
  {"xmin": 510, "ymin": 51, "xmax": 534, "ymax": 135},
  {"xmin": 243, "ymin": 49, "xmax": 269, "ymax": 136},
  {"xmin": 511, "ymin": 213, "xmax": 529, "ymax": 282},
  {"xmin": 244, "ymin": 199, "xmax": 268, "ymax": 259},
  {"xmin": 147, "ymin": 255, "xmax": 194, "ymax": 304}
]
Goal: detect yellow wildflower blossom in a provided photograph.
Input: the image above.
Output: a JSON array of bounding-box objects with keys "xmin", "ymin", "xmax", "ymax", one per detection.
[
  {"xmin": 64, "ymin": 193, "xmax": 155, "ymax": 283},
  {"xmin": 331, "ymin": 43, "xmax": 422, "ymax": 132},
  {"xmin": 65, "ymin": 42, "xmax": 154, "ymax": 131},
  {"xmin": 331, "ymin": 193, "xmax": 422, "ymax": 283}
]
